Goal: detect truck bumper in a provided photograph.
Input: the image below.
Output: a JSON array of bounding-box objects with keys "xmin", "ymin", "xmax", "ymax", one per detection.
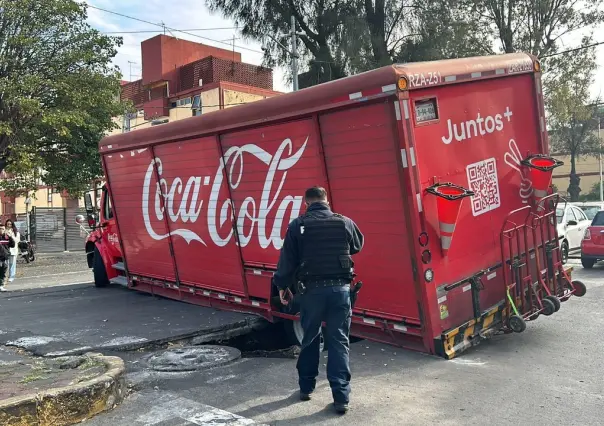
[
  {"xmin": 435, "ymin": 265, "xmax": 574, "ymax": 360},
  {"xmin": 435, "ymin": 302, "xmax": 506, "ymax": 360}
]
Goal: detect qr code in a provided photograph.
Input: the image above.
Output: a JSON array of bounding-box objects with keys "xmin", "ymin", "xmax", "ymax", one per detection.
[{"xmin": 466, "ymin": 158, "xmax": 501, "ymax": 216}]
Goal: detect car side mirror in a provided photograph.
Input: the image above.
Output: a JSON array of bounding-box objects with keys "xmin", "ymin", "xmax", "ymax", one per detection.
[
  {"xmin": 567, "ymin": 220, "xmax": 578, "ymax": 226},
  {"xmin": 75, "ymin": 215, "xmax": 85, "ymax": 224}
]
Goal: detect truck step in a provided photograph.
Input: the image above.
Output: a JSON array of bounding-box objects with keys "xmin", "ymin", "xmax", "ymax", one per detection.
[
  {"xmin": 110, "ymin": 275, "xmax": 129, "ymax": 287},
  {"xmin": 112, "ymin": 262, "xmax": 125, "ymax": 271}
]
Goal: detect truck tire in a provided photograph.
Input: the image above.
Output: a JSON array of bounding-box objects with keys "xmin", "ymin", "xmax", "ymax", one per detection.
[
  {"xmin": 284, "ymin": 320, "xmax": 325, "ymax": 352},
  {"xmin": 581, "ymin": 258, "xmax": 595, "ymax": 269},
  {"xmin": 93, "ymin": 247, "xmax": 109, "ymax": 288}
]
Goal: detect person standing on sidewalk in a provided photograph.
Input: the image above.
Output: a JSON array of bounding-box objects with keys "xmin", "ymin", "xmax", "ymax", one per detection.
[
  {"xmin": 5, "ymin": 220, "xmax": 19, "ymax": 283},
  {"xmin": 0, "ymin": 224, "xmax": 16, "ymax": 292},
  {"xmin": 273, "ymin": 186, "xmax": 364, "ymax": 415}
]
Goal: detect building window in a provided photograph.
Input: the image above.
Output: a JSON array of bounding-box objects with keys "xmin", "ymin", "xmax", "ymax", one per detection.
[
  {"xmin": 176, "ymin": 97, "xmax": 192, "ymax": 107},
  {"xmin": 170, "ymin": 101, "xmax": 177, "ymax": 108},
  {"xmin": 192, "ymin": 95, "xmax": 202, "ymax": 116}
]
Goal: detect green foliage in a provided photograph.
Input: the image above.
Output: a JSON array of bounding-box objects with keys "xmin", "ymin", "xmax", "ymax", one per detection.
[{"xmin": 0, "ymin": 0, "xmax": 125, "ymax": 197}]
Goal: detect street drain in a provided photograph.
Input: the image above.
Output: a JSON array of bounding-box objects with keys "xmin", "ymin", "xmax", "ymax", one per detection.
[{"xmin": 143, "ymin": 345, "xmax": 241, "ymax": 372}]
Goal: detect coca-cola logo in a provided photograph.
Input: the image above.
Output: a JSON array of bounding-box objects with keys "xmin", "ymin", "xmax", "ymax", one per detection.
[{"xmin": 142, "ymin": 137, "xmax": 308, "ymax": 250}]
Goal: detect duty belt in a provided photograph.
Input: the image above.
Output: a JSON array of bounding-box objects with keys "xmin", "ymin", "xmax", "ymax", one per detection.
[{"xmin": 303, "ymin": 278, "xmax": 350, "ymax": 289}]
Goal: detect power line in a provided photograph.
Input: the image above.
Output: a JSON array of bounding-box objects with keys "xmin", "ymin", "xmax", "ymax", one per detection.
[
  {"xmin": 102, "ymin": 27, "xmax": 238, "ymax": 34},
  {"xmin": 541, "ymin": 41, "xmax": 604, "ymax": 58},
  {"xmin": 87, "ymin": 4, "xmax": 263, "ymax": 54}
]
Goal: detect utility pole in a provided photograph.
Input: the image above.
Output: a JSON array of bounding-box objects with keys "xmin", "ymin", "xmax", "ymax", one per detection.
[
  {"xmin": 599, "ymin": 117, "xmax": 603, "ymax": 202},
  {"xmin": 291, "ymin": 16, "xmax": 299, "ymax": 91}
]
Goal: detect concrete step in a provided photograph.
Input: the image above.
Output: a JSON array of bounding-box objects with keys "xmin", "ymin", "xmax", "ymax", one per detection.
[
  {"xmin": 112, "ymin": 262, "xmax": 125, "ymax": 271},
  {"xmin": 110, "ymin": 275, "xmax": 128, "ymax": 287}
]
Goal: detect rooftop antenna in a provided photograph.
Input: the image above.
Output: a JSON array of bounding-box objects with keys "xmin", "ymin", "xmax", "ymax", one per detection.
[{"xmin": 127, "ymin": 61, "xmax": 137, "ymax": 81}]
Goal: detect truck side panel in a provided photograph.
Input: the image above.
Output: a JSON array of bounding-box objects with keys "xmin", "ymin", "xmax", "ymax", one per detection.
[
  {"xmin": 104, "ymin": 149, "xmax": 177, "ymax": 281},
  {"xmin": 152, "ymin": 136, "xmax": 247, "ymax": 295},
  {"xmin": 219, "ymin": 119, "xmax": 328, "ymax": 268},
  {"xmin": 319, "ymin": 101, "xmax": 420, "ymax": 321},
  {"xmin": 410, "ymin": 74, "xmax": 542, "ymax": 332}
]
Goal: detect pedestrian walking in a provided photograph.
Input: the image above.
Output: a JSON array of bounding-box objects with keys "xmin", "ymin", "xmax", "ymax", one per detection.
[
  {"xmin": 0, "ymin": 224, "xmax": 16, "ymax": 292},
  {"xmin": 273, "ymin": 186, "xmax": 364, "ymax": 414},
  {"xmin": 5, "ymin": 219, "xmax": 19, "ymax": 282}
]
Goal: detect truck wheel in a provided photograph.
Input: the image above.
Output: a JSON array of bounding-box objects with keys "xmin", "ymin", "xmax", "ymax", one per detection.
[
  {"xmin": 571, "ymin": 280, "xmax": 587, "ymax": 297},
  {"xmin": 93, "ymin": 247, "xmax": 109, "ymax": 288},
  {"xmin": 581, "ymin": 258, "xmax": 595, "ymax": 269},
  {"xmin": 561, "ymin": 241, "xmax": 569, "ymax": 265},
  {"xmin": 284, "ymin": 320, "xmax": 325, "ymax": 352},
  {"xmin": 508, "ymin": 315, "xmax": 526, "ymax": 333},
  {"xmin": 541, "ymin": 298, "xmax": 556, "ymax": 316}
]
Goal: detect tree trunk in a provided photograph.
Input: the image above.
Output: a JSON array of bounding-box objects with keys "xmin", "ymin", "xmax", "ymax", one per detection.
[
  {"xmin": 567, "ymin": 152, "xmax": 581, "ymax": 202},
  {"xmin": 364, "ymin": 0, "xmax": 391, "ymax": 67}
]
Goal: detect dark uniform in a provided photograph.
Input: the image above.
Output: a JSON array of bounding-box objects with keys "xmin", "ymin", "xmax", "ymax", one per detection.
[
  {"xmin": 273, "ymin": 201, "xmax": 364, "ymax": 407},
  {"xmin": 0, "ymin": 230, "xmax": 15, "ymax": 290}
]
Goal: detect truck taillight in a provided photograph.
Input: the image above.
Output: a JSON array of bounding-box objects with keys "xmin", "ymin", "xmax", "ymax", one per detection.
[{"xmin": 583, "ymin": 228, "xmax": 591, "ymax": 240}]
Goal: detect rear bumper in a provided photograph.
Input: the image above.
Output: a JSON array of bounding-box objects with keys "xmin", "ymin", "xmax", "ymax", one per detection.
[
  {"xmin": 436, "ymin": 266, "xmax": 574, "ymax": 359},
  {"xmin": 581, "ymin": 244, "xmax": 604, "ymax": 258},
  {"xmin": 435, "ymin": 302, "xmax": 506, "ymax": 360}
]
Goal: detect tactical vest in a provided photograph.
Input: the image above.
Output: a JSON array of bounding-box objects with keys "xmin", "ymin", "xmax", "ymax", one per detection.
[{"xmin": 298, "ymin": 212, "xmax": 353, "ymax": 281}]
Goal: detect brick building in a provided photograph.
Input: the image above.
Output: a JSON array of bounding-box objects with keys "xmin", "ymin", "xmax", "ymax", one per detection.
[{"xmin": 114, "ymin": 34, "xmax": 281, "ymax": 133}]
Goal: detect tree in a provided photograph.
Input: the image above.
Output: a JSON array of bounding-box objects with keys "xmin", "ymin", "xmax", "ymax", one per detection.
[
  {"xmin": 0, "ymin": 0, "xmax": 125, "ymax": 197},
  {"xmin": 473, "ymin": 0, "xmax": 604, "ymax": 57},
  {"xmin": 207, "ymin": 0, "xmax": 490, "ymax": 84},
  {"xmin": 547, "ymin": 39, "xmax": 601, "ymax": 201}
]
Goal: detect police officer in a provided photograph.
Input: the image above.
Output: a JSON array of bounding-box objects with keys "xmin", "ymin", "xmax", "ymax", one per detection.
[{"xmin": 273, "ymin": 186, "xmax": 364, "ymax": 414}]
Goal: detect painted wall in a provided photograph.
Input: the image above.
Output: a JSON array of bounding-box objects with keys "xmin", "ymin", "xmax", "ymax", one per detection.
[{"xmin": 223, "ymin": 89, "xmax": 265, "ymax": 109}]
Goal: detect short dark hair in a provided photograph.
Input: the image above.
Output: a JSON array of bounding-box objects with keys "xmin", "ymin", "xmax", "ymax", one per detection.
[{"xmin": 304, "ymin": 186, "xmax": 327, "ymax": 203}]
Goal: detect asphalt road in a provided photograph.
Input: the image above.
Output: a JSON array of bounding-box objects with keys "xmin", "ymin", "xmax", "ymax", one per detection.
[{"xmin": 80, "ymin": 260, "xmax": 603, "ymax": 426}]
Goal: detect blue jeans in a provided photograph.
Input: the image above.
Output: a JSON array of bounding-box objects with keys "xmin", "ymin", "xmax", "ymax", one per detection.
[
  {"xmin": 8, "ymin": 255, "xmax": 16, "ymax": 280},
  {"xmin": 296, "ymin": 285, "xmax": 352, "ymax": 404}
]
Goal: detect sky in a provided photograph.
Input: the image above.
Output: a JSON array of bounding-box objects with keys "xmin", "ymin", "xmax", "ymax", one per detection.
[{"xmin": 82, "ymin": 0, "xmax": 604, "ymax": 98}]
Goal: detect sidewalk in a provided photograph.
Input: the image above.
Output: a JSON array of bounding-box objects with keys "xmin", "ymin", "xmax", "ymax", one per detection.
[{"xmin": 0, "ymin": 346, "xmax": 125, "ymax": 425}]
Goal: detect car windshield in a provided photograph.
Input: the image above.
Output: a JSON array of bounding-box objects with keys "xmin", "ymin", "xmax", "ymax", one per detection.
[
  {"xmin": 556, "ymin": 208, "xmax": 564, "ymax": 224},
  {"xmin": 580, "ymin": 206, "xmax": 602, "ymax": 220},
  {"xmin": 592, "ymin": 212, "xmax": 604, "ymax": 226}
]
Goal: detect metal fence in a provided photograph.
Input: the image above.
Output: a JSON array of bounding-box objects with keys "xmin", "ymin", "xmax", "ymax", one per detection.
[{"xmin": 29, "ymin": 206, "xmax": 86, "ymax": 253}]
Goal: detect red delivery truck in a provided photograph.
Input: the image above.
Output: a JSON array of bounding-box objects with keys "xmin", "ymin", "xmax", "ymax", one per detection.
[{"xmin": 80, "ymin": 52, "xmax": 586, "ymax": 359}]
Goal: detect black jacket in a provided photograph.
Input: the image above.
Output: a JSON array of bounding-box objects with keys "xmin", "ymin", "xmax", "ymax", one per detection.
[
  {"xmin": 0, "ymin": 233, "xmax": 15, "ymax": 261},
  {"xmin": 273, "ymin": 202, "xmax": 364, "ymax": 290}
]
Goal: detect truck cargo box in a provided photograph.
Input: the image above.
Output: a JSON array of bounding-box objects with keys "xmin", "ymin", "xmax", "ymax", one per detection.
[{"xmin": 86, "ymin": 53, "xmax": 585, "ymax": 359}]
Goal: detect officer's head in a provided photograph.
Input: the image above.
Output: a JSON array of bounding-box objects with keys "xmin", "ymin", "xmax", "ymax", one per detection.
[
  {"xmin": 304, "ymin": 186, "xmax": 329, "ymax": 207},
  {"xmin": 0, "ymin": 225, "xmax": 5, "ymax": 236}
]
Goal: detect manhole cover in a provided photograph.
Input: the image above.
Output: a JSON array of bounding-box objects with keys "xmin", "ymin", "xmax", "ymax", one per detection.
[{"xmin": 143, "ymin": 346, "xmax": 241, "ymax": 372}]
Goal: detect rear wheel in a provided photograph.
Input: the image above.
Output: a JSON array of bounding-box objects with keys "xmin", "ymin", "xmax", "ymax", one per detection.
[
  {"xmin": 543, "ymin": 295, "xmax": 561, "ymax": 312},
  {"xmin": 572, "ymin": 280, "xmax": 587, "ymax": 297},
  {"xmin": 581, "ymin": 258, "xmax": 595, "ymax": 269},
  {"xmin": 541, "ymin": 298, "xmax": 556, "ymax": 316},
  {"xmin": 93, "ymin": 246, "xmax": 109, "ymax": 288},
  {"xmin": 509, "ymin": 315, "xmax": 526, "ymax": 333}
]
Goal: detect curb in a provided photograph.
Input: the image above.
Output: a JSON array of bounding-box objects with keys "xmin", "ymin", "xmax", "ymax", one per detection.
[{"xmin": 0, "ymin": 354, "xmax": 126, "ymax": 426}]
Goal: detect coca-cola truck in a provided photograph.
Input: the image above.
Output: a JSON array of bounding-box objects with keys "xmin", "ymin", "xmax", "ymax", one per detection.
[{"xmin": 79, "ymin": 53, "xmax": 586, "ymax": 359}]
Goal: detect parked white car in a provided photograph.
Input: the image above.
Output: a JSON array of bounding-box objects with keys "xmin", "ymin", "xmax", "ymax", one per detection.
[
  {"xmin": 556, "ymin": 204, "xmax": 591, "ymax": 263},
  {"xmin": 571, "ymin": 201, "xmax": 604, "ymax": 221}
]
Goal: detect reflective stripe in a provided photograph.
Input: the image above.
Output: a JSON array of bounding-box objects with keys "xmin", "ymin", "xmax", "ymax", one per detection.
[
  {"xmin": 402, "ymin": 100, "xmax": 410, "ymax": 119},
  {"xmin": 416, "ymin": 193, "xmax": 423, "ymax": 212},
  {"xmin": 471, "ymin": 72, "xmax": 482, "ymax": 78},
  {"xmin": 382, "ymin": 84, "xmax": 397, "ymax": 92},
  {"xmin": 495, "ymin": 69, "xmax": 505, "ymax": 75},
  {"xmin": 400, "ymin": 149, "xmax": 408, "ymax": 168},
  {"xmin": 349, "ymin": 92, "xmax": 362, "ymax": 100},
  {"xmin": 394, "ymin": 101, "xmax": 401, "ymax": 120},
  {"xmin": 440, "ymin": 222, "xmax": 455, "ymax": 233},
  {"xmin": 534, "ymin": 188, "xmax": 548, "ymax": 197},
  {"xmin": 441, "ymin": 235, "xmax": 452, "ymax": 249},
  {"xmin": 409, "ymin": 147, "xmax": 416, "ymax": 167},
  {"xmin": 445, "ymin": 75, "xmax": 457, "ymax": 82}
]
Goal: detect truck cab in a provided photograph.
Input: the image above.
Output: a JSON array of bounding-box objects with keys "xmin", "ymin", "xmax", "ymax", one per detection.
[{"xmin": 77, "ymin": 186, "xmax": 125, "ymax": 287}]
